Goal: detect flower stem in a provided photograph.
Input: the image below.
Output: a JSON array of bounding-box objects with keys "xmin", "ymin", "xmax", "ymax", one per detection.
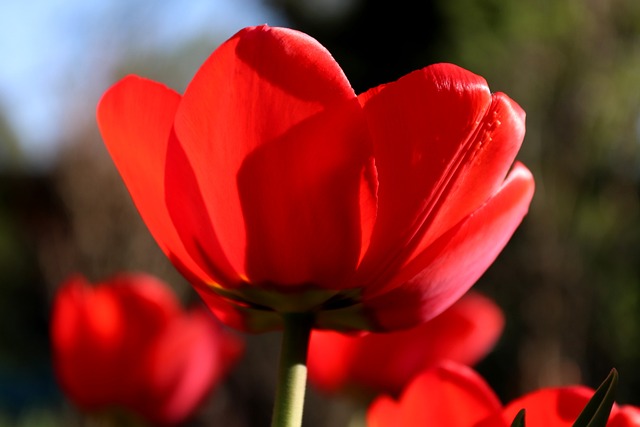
[{"xmin": 271, "ymin": 313, "xmax": 313, "ymax": 427}]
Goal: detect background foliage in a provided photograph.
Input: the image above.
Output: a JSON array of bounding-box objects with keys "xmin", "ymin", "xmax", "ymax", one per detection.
[{"xmin": 1, "ymin": 0, "xmax": 639, "ymax": 425}]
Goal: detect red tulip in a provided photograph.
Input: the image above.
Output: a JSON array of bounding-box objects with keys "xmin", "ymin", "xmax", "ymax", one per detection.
[
  {"xmin": 367, "ymin": 362, "xmax": 640, "ymax": 427},
  {"xmin": 611, "ymin": 406, "xmax": 640, "ymax": 427},
  {"xmin": 308, "ymin": 292, "xmax": 504, "ymax": 397},
  {"xmin": 503, "ymin": 387, "xmax": 640, "ymax": 427},
  {"xmin": 367, "ymin": 362, "xmax": 504, "ymax": 427},
  {"xmin": 97, "ymin": 25, "xmax": 534, "ymax": 332},
  {"xmin": 50, "ymin": 274, "xmax": 243, "ymax": 426}
]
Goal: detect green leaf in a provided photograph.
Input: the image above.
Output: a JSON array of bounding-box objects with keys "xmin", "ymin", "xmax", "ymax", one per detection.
[
  {"xmin": 510, "ymin": 409, "xmax": 526, "ymax": 427},
  {"xmin": 572, "ymin": 368, "xmax": 619, "ymax": 427}
]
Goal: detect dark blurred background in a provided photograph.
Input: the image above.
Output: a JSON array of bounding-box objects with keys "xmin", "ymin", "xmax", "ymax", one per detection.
[{"xmin": 1, "ymin": 0, "xmax": 639, "ymax": 425}]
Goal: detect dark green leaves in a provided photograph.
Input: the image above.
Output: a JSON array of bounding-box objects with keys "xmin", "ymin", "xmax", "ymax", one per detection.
[
  {"xmin": 572, "ymin": 369, "xmax": 618, "ymax": 427},
  {"xmin": 510, "ymin": 409, "xmax": 526, "ymax": 427},
  {"xmin": 508, "ymin": 369, "xmax": 618, "ymax": 427}
]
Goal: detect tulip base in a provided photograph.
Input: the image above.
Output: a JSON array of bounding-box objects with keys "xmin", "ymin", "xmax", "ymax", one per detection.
[{"xmin": 271, "ymin": 313, "xmax": 313, "ymax": 427}]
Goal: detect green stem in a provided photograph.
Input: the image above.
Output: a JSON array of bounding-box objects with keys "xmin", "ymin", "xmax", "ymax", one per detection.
[{"xmin": 271, "ymin": 313, "xmax": 313, "ymax": 427}]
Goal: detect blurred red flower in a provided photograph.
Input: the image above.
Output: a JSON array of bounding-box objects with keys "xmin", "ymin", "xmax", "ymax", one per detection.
[
  {"xmin": 50, "ymin": 274, "xmax": 243, "ymax": 426},
  {"xmin": 308, "ymin": 292, "xmax": 504, "ymax": 397},
  {"xmin": 97, "ymin": 25, "xmax": 534, "ymax": 333},
  {"xmin": 503, "ymin": 386, "xmax": 640, "ymax": 427},
  {"xmin": 367, "ymin": 362, "xmax": 640, "ymax": 427}
]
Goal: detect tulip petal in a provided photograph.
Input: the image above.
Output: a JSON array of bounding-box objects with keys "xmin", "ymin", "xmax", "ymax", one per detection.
[
  {"xmin": 610, "ymin": 406, "xmax": 640, "ymax": 427},
  {"xmin": 51, "ymin": 275, "xmax": 244, "ymax": 425},
  {"xmin": 358, "ymin": 63, "xmax": 525, "ymax": 289},
  {"xmin": 51, "ymin": 274, "xmax": 181, "ymax": 409},
  {"xmin": 51, "ymin": 276, "xmax": 127, "ymax": 408},
  {"xmin": 417, "ymin": 292, "xmax": 504, "ymax": 368},
  {"xmin": 413, "ymin": 92, "xmax": 526, "ymax": 256},
  {"xmin": 97, "ymin": 76, "xmax": 230, "ymax": 287},
  {"xmin": 354, "ymin": 292, "xmax": 503, "ymax": 394},
  {"xmin": 192, "ymin": 284, "xmax": 283, "ymax": 332},
  {"xmin": 174, "ymin": 25, "xmax": 376, "ymax": 288},
  {"xmin": 367, "ymin": 362, "xmax": 503, "ymax": 427},
  {"xmin": 308, "ymin": 292, "xmax": 503, "ymax": 396},
  {"xmin": 364, "ymin": 163, "xmax": 534, "ymax": 330},
  {"xmin": 307, "ymin": 331, "xmax": 360, "ymax": 393},
  {"xmin": 141, "ymin": 310, "xmax": 243, "ymax": 425},
  {"xmin": 502, "ymin": 387, "xmax": 596, "ymax": 427}
]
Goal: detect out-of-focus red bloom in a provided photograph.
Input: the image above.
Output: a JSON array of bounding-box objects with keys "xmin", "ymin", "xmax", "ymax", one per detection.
[
  {"xmin": 50, "ymin": 274, "xmax": 243, "ymax": 426},
  {"xmin": 97, "ymin": 25, "xmax": 534, "ymax": 333},
  {"xmin": 503, "ymin": 387, "xmax": 640, "ymax": 427},
  {"xmin": 367, "ymin": 362, "xmax": 504, "ymax": 427},
  {"xmin": 308, "ymin": 292, "xmax": 504, "ymax": 397},
  {"xmin": 367, "ymin": 362, "xmax": 640, "ymax": 427}
]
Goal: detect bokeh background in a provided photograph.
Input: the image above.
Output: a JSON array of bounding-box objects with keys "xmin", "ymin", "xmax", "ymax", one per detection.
[{"xmin": 1, "ymin": 0, "xmax": 640, "ymax": 425}]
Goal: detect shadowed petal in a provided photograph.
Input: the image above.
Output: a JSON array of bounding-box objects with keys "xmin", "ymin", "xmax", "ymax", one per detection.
[
  {"xmin": 237, "ymin": 100, "xmax": 375, "ymax": 287},
  {"xmin": 192, "ymin": 285, "xmax": 284, "ymax": 333}
]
